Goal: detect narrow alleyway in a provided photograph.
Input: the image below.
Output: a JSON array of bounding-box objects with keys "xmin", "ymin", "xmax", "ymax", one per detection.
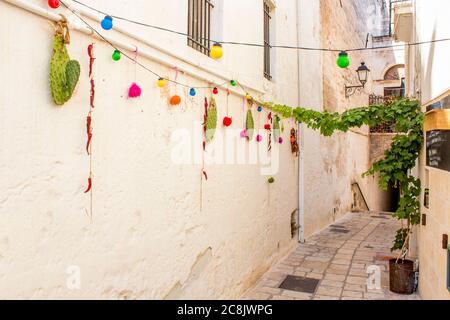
[{"xmin": 243, "ymin": 211, "xmax": 421, "ymax": 300}]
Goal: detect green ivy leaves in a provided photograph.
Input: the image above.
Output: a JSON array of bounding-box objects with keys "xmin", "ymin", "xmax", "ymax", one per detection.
[{"xmin": 267, "ymin": 98, "xmax": 424, "ymax": 253}]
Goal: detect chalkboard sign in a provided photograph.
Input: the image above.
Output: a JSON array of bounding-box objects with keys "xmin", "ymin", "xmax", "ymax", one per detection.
[{"xmin": 427, "ymin": 131, "xmax": 450, "ymax": 171}]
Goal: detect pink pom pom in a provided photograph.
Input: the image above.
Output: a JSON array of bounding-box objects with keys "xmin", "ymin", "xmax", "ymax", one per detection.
[
  {"xmin": 278, "ymin": 137, "xmax": 284, "ymax": 144},
  {"xmin": 240, "ymin": 129, "xmax": 248, "ymax": 138},
  {"xmin": 256, "ymin": 134, "xmax": 263, "ymax": 142},
  {"xmin": 128, "ymin": 82, "xmax": 142, "ymax": 98}
]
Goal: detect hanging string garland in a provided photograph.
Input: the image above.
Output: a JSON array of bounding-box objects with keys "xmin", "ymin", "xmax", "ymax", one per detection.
[
  {"xmin": 84, "ymin": 43, "xmax": 95, "ymax": 221},
  {"xmin": 128, "ymin": 46, "xmax": 142, "ymax": 98},
  {"xmin": 223, "ymin": 89, "xmax": 232, "ymax": 127},
  {"xmin": 169, "ymin": 67, "xmax": 182, "ymax": 106}
]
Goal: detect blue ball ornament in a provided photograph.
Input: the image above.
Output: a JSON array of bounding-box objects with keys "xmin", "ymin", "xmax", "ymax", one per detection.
[
  {"xmin": 257, "ymin": 106, "xmax": 263, "ymax": 112},
  {"xmin": 189, "ymin": 88, "xmax": 196, "ymax": 96},
  {"xmin": 101, "ymin": 16, "xmax": 113, "ymax": 31}
]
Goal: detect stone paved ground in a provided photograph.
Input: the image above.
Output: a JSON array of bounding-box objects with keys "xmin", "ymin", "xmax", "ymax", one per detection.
[{"xmin": 243, "ymin": 211, "xmax": 420, "ymax": 300}]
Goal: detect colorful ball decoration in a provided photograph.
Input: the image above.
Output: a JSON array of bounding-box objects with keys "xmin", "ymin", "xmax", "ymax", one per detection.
[
  {"xmin": 337, "ymin": 51, "xmax": 350, "ymax": 68},
  {"xmin": 212, "ymin": 87, "xmax": 219, "ymax": 95},
  {"xmin": 264, "ymin": 124, "xmax": 271, "ymax": 130},
  {"xmin": 157, "ymin": 78, "xmax": 166, "ymax": 88},
  {"xmin": 112, "ymin": 50, "xmax": 121, "ymax": 61},
  {"xmin": 223, "ymin": 117, "xmax": 232, "ymax": 127},
  {"xmin": 189, "ymin": 88, "xmax": 196, "ymax": 96},
  {"xmin": 101, "ymin": 16, "xmax": 113, "ymax": 31},
  {"xmin": 256, "ymin": 134, "xmax": 263, "ymax": 142},
  {"xmin": 230, "ymin": 80, "xmax": 237, "ymax": 87},
  {"xmin": 245, "ymin": 93, "xmax": 252, "ymax": 101},
  {"xmin": 170, "ymin": 95, "xmax": 181, "ymax": 106},
  {"xmin": 128, "ymin": 83, "xmax": 142, "ymax": 98},
  {"xmin": 48, "ymin": 0, "xmax": 60, "ymax": 9},
  {"xmin": 268, "ymin": 177, "xmax": 275, "ymax": 184},
  {"xmin": 240, "ymin": 129, "xmax": 248, "ymax": 138},
  {"xmin": 257, "ymin": 106, "xmax": 263, "ymax": 112},
  {"xmin": 278, "ymin": 137, "xmax": 284, "ymax": 144},
  {"xmin": 210, "ymin": 42, "xmax": 223, "ymax": 60}
]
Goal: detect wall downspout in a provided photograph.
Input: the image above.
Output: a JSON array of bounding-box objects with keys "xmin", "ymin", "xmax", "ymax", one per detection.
[{"xmin": 296, "ymin": 0, "xmax": 305, "ymax": 243}]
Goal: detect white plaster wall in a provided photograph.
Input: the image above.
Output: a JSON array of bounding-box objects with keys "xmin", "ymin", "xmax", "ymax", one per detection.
[{"xmin": 0, "ymin": 0, "xmax": 301, "ymax": 299}]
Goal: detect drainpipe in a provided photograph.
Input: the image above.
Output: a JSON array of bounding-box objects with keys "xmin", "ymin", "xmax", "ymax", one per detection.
[{"xmin": 295, "ymin": 0, "xmax": 305, "ymax": 243}]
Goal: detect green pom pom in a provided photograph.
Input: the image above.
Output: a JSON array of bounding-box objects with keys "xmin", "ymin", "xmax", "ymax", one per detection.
[{"xmin": 337, "ymin": 51, "xmax": 350, "ymax": 68}]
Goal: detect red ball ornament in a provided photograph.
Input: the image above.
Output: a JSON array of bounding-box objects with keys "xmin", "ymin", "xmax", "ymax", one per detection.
[
  {"xmin": 264, "ymin": 124, "xmax": 271, "ymax": 130},
  {"xmin": 212, "ymin": 87, "xmax": 219, "ymax": 95},
  {"xmin": 223, "ymin": 117, "xmax": 232, "ymax": 127},
  {"xmin": 48, "ymin": 0, "xmax": 60, "ymax": 9}
]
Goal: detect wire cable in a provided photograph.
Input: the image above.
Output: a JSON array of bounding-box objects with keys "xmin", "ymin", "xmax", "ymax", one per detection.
[
  {"xmin": 70, "ymin": 0, "xmax": 450, "ymax": 52},
  {"xmin": 60, "ymin": 1, "xmax": 230, "ymax": 91}
]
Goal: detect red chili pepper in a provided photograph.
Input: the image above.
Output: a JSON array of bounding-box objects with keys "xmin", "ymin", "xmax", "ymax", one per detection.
[
  {"xmin": 88, "ymin": 44, "xmax": 95, "ymax": 77},
  {"xmin": 90, "ymin": 79, "xmax": 95, "ymax": 108},
  {"xmin": 86, "ymin": 115, "xmax": 92, "ymax": 155},
  {"xmin": 84, "ymin": 177, "xmax": 92, "ymax": 193}
]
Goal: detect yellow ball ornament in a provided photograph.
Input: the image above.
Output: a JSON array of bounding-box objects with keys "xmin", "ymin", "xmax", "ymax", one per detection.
[
  {"xmin": 157, "ymin": 78, "xmax": 166, "ymax": 88},
  {"xmin": 210, "ymin": 42, "xmax": 223, "ymax": 60}
]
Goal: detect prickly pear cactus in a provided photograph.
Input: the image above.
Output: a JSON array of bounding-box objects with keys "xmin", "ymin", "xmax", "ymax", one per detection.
[
  {"xmin": 50, "ymin": 18, "xmax": 80, "ymax": 106},
  {"xmin": 246, "ymin": 109, "xmax": 254, "ymax": 140},
  {"xmin": 206, "ymin": 97, "xmax": 218, "ymax": 143}
]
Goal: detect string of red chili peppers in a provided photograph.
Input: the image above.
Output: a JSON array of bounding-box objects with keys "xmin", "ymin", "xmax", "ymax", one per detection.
[{"xmin": 85, "ymin": 43, "xmax": 95, "ymax": 220}]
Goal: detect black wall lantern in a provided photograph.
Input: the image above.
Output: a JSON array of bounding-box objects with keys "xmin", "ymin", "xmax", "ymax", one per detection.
[{"xmin": 345, "ymin": 62, "xmax": 371, "ymax": 98}]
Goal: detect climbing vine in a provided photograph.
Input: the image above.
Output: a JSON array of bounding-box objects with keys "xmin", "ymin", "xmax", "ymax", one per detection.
[{"xmin": 266, "ymin": 98, "xmax": 424, "ymax": 253}]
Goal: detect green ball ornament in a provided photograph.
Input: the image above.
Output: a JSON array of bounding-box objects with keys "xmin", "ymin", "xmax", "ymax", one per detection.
[
  {"xmin": 268, "ymin": 177, "xmax": 275, "ymax": 184},
  {"xmin": 230, "ymin": 80, "xmax": 237, "ymax": 87},
  {"xmin": 112, "ymin": 50, "xmax": 121, "ymax": 61},
  {"xmin": 337, "ymin": 51, "xmax": 350, "ymax": 68}
]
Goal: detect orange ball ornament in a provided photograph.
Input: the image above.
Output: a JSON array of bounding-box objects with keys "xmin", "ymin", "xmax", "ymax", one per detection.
[{"xmin": 169, "ymin": 95, "xmax": 181, "ymax": 106}]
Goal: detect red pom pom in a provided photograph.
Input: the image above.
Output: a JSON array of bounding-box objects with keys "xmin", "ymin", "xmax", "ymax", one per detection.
[
  {"xmin": 128, "ymin": 82, "xmax": 142, "ymax": 98},
  {"xmin": 264, "ymin": 124, "xmax": 271, "ymax": 130},
  {"xmin": 48, "ymin": 0, "xmax": 60, "ymax": 9},
  {"xmin": 223, "ymin": 117, "xmax": 232, "ymax": 127},
  {"xmin": 213, "ymin": 87, "xmax": 219, "ymax": 95}
]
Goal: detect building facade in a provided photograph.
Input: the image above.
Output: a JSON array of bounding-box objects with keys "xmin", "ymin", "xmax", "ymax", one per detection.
[
  {"xmin": 0, "ymin": 0, "xmax": 404, "ymax": 299},
  {"xmin": 398, "ymin": 0, "xmax": 450, "ymax": 300}
]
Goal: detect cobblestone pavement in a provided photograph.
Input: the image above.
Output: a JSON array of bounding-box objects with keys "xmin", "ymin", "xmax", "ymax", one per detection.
[{"xmin": 243, "ymin": 211, "xmax": 420, "ymax": 300}]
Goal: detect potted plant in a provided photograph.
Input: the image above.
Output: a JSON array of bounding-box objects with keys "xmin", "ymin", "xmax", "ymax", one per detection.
[{"xmin": 388, "ymin": 176, "xmax": 421, "ymax": 294}]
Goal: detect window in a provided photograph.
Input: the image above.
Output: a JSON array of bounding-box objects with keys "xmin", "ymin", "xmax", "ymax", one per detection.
[
  {"xmin": 188, "ymin": 0, "xmax": 214, "ymax": 56},
  {"xmin": 263, "ymin": 1, "xmax": 272, "ymax": 80}
]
